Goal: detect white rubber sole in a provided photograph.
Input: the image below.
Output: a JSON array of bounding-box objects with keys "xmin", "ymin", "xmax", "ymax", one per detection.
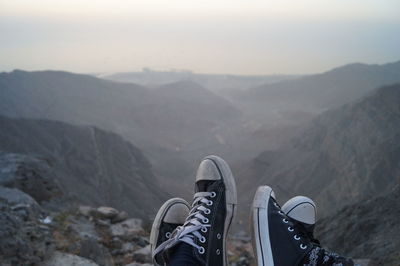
[
  {"xmin": 203, "ymin": 155, "xmax": 237, "ymax": 266},
  {"xmin": 251, "ymin": 186, "xmax": 274, "ymax": 266}
]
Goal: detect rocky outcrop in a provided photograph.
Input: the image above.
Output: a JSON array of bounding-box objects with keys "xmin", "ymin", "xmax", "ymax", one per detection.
[
  {"xmin": 0, "ymin": 190, "xmax": 53, "ymax": 265},
  {"xmin": 0, "ymin": 117, "xmax": 168, "ymax": 219},
  {"xmin": 0, "ymin": 151, "xmax": 156, "ymax": 265},
  {"xmin": 317, "ymin": 185, "xmax": 400, "ymax": 266},
  {"xmin": 43, "ymin": 251, "xmax": 99, "ymax": 266},
  {"xmin": 0, "ymin": 152, "xmax": 62, "ymax": 204}
]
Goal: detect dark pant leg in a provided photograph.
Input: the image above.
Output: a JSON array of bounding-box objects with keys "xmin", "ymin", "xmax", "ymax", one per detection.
[{"xmin": 168, "ymin": 243, "xmax": 202, "ymax": 266}]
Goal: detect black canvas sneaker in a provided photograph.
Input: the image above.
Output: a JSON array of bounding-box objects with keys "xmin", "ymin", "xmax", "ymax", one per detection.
[
  {"xmin": 153, "ymin": 155, "xmax": 237, "ymax": 266},
  {"xmin": 251, "ymin": 186, "xmax": 314, "ymax": 266},
  {"xmin": 150, "ymin": 198, "xmax": 190, "ymax": 266}
]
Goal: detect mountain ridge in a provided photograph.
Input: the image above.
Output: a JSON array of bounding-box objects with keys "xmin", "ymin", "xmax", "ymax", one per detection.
[
  {"xmin": 0, "ymin": 115, "xmax": 168, "ymax": 219},
  {"xmin": 236, "ymin": 83, "xmax": 400, "ymax": 221},
  {"xmin": 235, "ymin": 60, "xmax": 400, "ymax": 115}
]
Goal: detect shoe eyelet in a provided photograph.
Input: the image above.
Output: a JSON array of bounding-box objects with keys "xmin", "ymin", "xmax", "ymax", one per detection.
[
  {"xmin": 206, "ymin": 200, "xmax": 213, "ymax": 206},
  {"xmin": 274, "ymin": 202, "xmax": 279, "ymax": 207},
  {"xmin": 282, "ymin": 218, "xmax": 289, "ymax": 223},
  {"xmin": 200, "ymin": 236, "xmax": 206, "ymax": 243},
  {"xmin": 216, "ymin": 233, "xmax": 221, "ymax": 239},
  {"xmin": 204, "ymin": 208, "xmax": 211, "ymax": 214},
  {"xmin": 294, "ymin": 235, "xmax": 300, "ymax": 240},
  {"xmin": 201, "ymin": 227, "xmax": 208, "ymax": 233},
  {"xmin": 216, "ymin": 249, "xmax": 221, "ymax": 255},
  {"xmin": 198, "ymin": 246, "xmax": 205, "ymax": 254},
  {"xmin": 288, "ymin": 227, "xmax": 294, "ymax": 232},
  {"xmin": 210, "ymin": 192, "xmax": 216, "ymax": 198},
  {"xmin": 278, "ymin": 210, "xmax": 284, "ymax": 215},
  {"xmin": 202, "ymin": 218, "xmax": 209, "ymax": 223},
  {"xmin": 300, "ymin": 244, "xmax": 307, "ymax": 250},
  {"xmin": 165, "ymin": 232, "xmax": 171, "ymax": 238}
]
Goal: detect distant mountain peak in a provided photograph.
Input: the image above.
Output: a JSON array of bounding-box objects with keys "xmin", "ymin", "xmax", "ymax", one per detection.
[
  {"xmin": 155, "ymin": 79, "xmax": 232, "ymax": 106},
  {"xmin": 327, "ymin": 60, "xmax": 400, "ymax": 74},
  {"xmin": 158, "ymin": 79, "xmax": 208, "ymax": 91}
]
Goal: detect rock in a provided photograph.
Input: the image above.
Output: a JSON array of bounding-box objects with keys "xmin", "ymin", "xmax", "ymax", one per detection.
[
  {"xmin": 0, "ymin": 186, "xmax": 39, "ymax": 207},
  {"xmin": 0, "ymin": 152, "xmax": 62, "ymax": 203},
  {"xmin": 96, "ymin": 219, "xmax": 111, "ymax": 227},
  {"xmin": 79, "ymin": 238, "xmax": 114, "ymax": 266},
  {"xmin": 125, "ymin": 263, "xmax": 152, "ymax": 266},
  {"xmin": 40, "ymin": 216, "xmax": 52, "ymax": 224},
  {"xmin": 353, "ymin": 259, "xmax": 377, "ymax": 266},
  {"xmin": 136, "ymin": 236, "xmax": 150, "ymax": 247},
  {"xmin": 132, "ymin": 245, "xmax": 151, "ymax": 263},
  {"xmin": 0, "ymin": 201, "xmax": 53, "ymax": 265},
  {"xmin": 110, "ymin": 237, "xmax": 123, "ymax": 249},
  {"xmin": 0, "ymin": 186, "xmax": 41, "ymax": 217},
  {"xmin": 317, "ymin": 186, "xmax": 400, "ymax": 265},
  {"xmin": 121, "ymin": 242, "xmax": 135, "ymax": 253},
  {"xmin": 79, "ymin": 205, "xmax": 94, "ymax": 217},
  {"xmin": 111, "ymin": 210, "xmax": 129, "ymax": 224},
  {"xmin": 43, "ymin": 251, "xmax": 99, "ymax": 266},
  {"xmin": 96, "ymin": 207, "xmax": 119, "ymax": 219},
  {"xmin": 110, "ymin": 218, "xmax": 144, "ymax": 240},
  {"xmin": 227, "ymin": 239, "xmax": 254, "ymax": 266},
  {"xmin": 69, "ymin": 216, "xmax": 100, "ymax": 241}
]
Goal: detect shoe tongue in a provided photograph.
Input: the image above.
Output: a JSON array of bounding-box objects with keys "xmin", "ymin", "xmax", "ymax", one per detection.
[{"xmin": 195, "ymin": 180, "xmax": 216, "ymax": 193}]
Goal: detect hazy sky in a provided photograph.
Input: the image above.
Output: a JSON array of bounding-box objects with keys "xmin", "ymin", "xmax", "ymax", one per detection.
[{"xmin": 1, "ymin": 0, "xmax": 400, "ymax": 75}]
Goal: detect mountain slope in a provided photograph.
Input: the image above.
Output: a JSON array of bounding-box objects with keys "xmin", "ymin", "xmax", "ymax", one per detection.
[
  {"xmin": 237, "ymin": 83, "xmax": 400, "ymax": 220},
  {"xmin": 235, "ymin": 61, "xmax": 400, "ymax": 116},
  {"xmin": 0, "ymin": 70, "xmax": 243, "ymax": 198},
  {"xmin": 103, "ymin": 70, "xmax": 295, "ymax": 92},
  {"xmin": 0, "ymin": 70, "xmax": 240, "ymax": 151},
  {"xmin": 0, "ymin": 115, "xmax": 167, "ymax": 219},
  {"xmin": 317, "ymin": 185, "xmax": 400, "ymax": 266}
]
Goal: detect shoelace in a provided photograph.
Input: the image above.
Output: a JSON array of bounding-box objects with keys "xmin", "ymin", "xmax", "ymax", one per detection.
[
  {"xmin": 153, "ymin": 191, "xmax": 214, "ymax": 260},
  {"xmin": 293, "ymin": 222, "xmax": 320, "ymax": 246}
]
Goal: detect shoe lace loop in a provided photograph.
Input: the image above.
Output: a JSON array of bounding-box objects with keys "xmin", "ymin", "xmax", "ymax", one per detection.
[
  {"xmin": 153, "ymin": 191, "xmax": 214, "ymax": 258},
  {"xmin": 173, "ymin": 191, "xmax": 213, "ymax": 251}
]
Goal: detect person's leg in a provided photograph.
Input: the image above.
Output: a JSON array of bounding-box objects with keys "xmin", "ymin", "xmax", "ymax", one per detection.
[
  {"xmin": 152, "ymin": 155, "xmax": 237, "ymax": 266},
  {"xmin": 251, "ymin": 186, "xmax": 356, "ymax": 266},
  {"xmin": 167, "ymin": 243, "xmax": 202, "ymax": 266}
]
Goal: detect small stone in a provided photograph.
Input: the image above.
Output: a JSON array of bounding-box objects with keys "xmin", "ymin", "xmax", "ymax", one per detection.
[
  {"xmin": 136, "ymin": 236, "xmax": 150, "ymax": 247},
  {"xmin": 96, "ymin": 207, "xmax": 119, "ymax": 219},
  {"xmin": 121, "ymin": 242, "xmax": 135, "ymax": 253},
  {"xmin": 78, "ymin": 238, "xmax": 114, "ymax": 266},
  {"xmin": 43, "ymin": 251, "xmax": 99, "ymax": 266},
  {"xmin": 96, "ymin": 219, "xmax": 111, "ymax": 227},
  {"xmin": 111, "ymin": 211, "xmax": 129, "ymax": 224},
  {"xmin": 78, "ymin": 206, "xmax": 94, "ymax": 217},
  {"xmin": 354, "ymin": 259, "xmax": 375, "ymax": 266},
  {"xmin": 40, "ymin": 216, "xmax": 52, "ymax": 224},
  {"xmin": 110, "ymin": 237, "xmax": 123, "ymax": 249},
  {"xmin": 132, "ymin": 245, "xmax": 151, "ymax": 263},
  {"xmin": 110, "ymin": 218, "xmax": 144, "ymax": 240}
]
